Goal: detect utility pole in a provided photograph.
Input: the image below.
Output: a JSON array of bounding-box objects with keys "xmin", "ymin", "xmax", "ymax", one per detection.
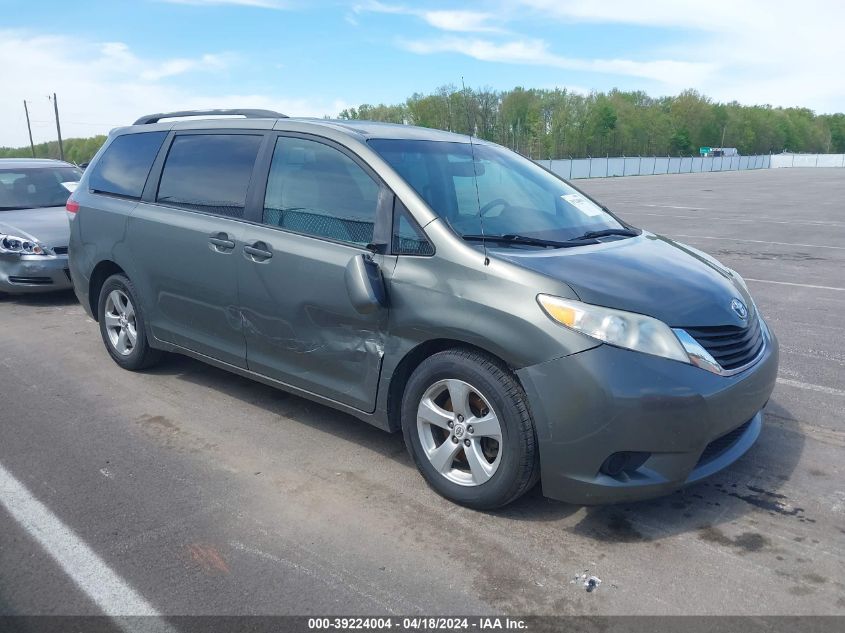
[
  {"xmin": 720, "ymin": 124, "xmax": 727, "ymax": 149},
  {"xmin": 23, "ymin": 100, "xmax": 36, "ymax": 157},
  {"xmin": 50, "ymin": 93, "xmax": 64, "ymax": 161}
]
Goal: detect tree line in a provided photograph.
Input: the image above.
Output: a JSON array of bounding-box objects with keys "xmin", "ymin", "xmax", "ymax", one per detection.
[
  {"xmin": 339, "ymin": 86, "xmax": 845, "ymax": 158},
  {"xmin": 2, "ymin": 87, "xmax": 844, "ymax": 163},
  {"xmin": 0, "ymin": 136, "xmax": 106, "ymax": 165}
]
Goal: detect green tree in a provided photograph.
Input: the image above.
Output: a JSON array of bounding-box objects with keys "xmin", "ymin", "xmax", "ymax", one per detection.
[{"xmin": 4, "ymin": 89, "xmax": 843, "ymax": 161}]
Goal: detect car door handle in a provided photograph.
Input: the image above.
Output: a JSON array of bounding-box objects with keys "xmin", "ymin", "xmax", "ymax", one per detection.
[
  {"xmin": 209, "ymin": 234, "xmax": 236, "ymax": 251},
  {"xmin": 244, "ymin": 243, "xmax": 272, "ymax": 261}
]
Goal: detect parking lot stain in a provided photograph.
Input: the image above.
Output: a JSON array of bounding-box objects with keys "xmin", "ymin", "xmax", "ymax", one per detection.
[
  {"xmin": 698, "ymin": 526, "xmax": 770, "ymax": 553},
  {"xmin": 185, "ymin": 543, "xmax": 230, "ymax": 575},
  {"xmin": 571, "ymin": 512, "xmax": 648, "ymax": 543},
  {"xmin": 137, "ymin": 413, "xmax": 179, "ymax": 432},
  {"xmin": 803, "ymin": 573, "xmax": 828, "ymax": 585},
  {"xmin": 723, "ymin": 484, "xmax": 811, "ymax": 520},
  {"xmin": 134, "ymin": 413, "xmax": 219, "ymax": 455},
  {"xmin": 789, "ymin": 585, "xmax": 815, "ymax": 596}
]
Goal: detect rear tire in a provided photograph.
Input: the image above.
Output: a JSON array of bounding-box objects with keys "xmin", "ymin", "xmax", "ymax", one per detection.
[
  {"xmin": 401, "ymin": 348, "xmax": 540, "ymax": 510},
  {"xmin": 97, "ymin": 274, "xmax": 161, "ymax": 371}
]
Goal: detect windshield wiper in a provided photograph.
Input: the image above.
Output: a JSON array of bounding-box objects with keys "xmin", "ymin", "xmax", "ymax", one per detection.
[
  {"xmin": 462, "ymin": 234, "xmax": 575, "ymax": 248},
  {"xmin": 568, "ymin": 228, "xmax": 639, "ymax": 241}
]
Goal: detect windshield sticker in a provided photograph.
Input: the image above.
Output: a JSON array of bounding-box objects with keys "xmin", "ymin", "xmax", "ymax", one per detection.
[
  {"xmin": 60, "ymin": 181, "xmax": 79, "ymax": 193},
  {"xmin": 561, "ymin": 193, "xmax": 604, "ymax": 216},
  {"xmin": 562, "ymin": 193, "xmax": 603, "ymax": 217}
]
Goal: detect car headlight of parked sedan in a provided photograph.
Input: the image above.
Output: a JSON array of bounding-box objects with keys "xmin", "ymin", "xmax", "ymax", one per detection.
[{"xmin": 0, "ymin": 234, "xmax": 49, "ymax": 255}]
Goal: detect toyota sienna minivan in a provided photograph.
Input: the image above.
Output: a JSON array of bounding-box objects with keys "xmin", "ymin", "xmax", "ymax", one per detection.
[{"xmin": 68, "ymin": 109, "xmax": 778, "ymax": 509}]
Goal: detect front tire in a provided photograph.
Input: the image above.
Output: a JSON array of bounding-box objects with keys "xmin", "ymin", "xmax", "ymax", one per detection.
[
  {"xmin": 401, "ymin": 348, "xmax": 539, "ymax": 510},
  {"xmin": 97, "ymin": 274, "xmax": 161, "ymax": 371}
]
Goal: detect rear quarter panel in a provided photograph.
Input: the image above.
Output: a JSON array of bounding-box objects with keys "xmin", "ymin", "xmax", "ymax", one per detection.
[{"xmin": 69, "ymin": 188, "xmax": 139, "ymax": 317}]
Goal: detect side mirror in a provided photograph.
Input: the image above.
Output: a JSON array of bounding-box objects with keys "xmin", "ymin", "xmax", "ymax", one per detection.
[{"xmin": 344, "ymin": 253, "xmax": 386, "ymax": 314}]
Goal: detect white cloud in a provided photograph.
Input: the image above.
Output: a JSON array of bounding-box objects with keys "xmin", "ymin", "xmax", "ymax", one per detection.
[
  {"xmin": 516, "ymin": 0, "xmax": 762, "ymax": 31},
  {"xmin": 510, "ymin": 0, "xmax": 845, "ymax": 112},
  {"xmin": 140, "ymin": 53, "xmax": 232, "ymax": 81},
  {"xmin": 420, "ymin": 10, "xmax": 501, "ymax": 33},
  {"xmin": 402, "ymin": 37, "xmax": 716, "ymax": 88},
  {"xmin": 0, "ymin": 31, "xmax": 348, "ymax": 147},
  {"xmin": 355, "ymin": 1, "xmax": 502, "ymax": 33}
]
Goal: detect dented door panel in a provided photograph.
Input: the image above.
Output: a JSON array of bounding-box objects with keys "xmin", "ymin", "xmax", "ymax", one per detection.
[{"xmin": 238, "ymin": 227, "xmax": 387, "ymax": 412}]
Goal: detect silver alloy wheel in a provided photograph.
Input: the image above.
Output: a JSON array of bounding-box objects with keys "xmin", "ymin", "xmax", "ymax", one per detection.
[
  {"xmin": 416, "ymin": 379, "xmax": 503, "ymax": 486},
  {"xmin": 103, "ymin": 289, "xmax": 137, "ymax": 356}
]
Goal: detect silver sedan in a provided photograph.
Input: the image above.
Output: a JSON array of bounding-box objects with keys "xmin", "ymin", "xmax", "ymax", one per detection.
[{"xmin": 0, "ymin": 159, "xmax": 82, "ymax": 294}]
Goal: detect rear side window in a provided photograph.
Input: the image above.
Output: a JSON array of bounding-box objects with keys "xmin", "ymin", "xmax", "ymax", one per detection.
[
  {"xmin": 89, "ymin": 132, "xmax": 167, "ymax": 198},
  {"xmin": 262, "ymin": 137, "xmax": 379, "ymax": 246},
  {"xmin": 156, "ymin": 134, "xmax": 263, "ymax": 218}
]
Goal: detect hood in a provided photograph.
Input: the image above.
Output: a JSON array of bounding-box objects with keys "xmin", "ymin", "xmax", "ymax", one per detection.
[
  {"xmin": 494, "ymin": 232, "xmax": 752, "ymax": 327},
  {"xmin": 0, "ymin": 206, "xmax": 70, "ymax": 248}
]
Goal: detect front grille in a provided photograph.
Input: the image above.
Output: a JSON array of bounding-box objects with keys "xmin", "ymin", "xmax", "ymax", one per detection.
[
  {"xmin": 52, "ymin": 246, "xmax": 69, "ymax": 255},
  {"xmin": 696, "ymin": 419, "xmax": 752, "ymax": 467},
  {"xmin": 684, "ymin": 315, "xmax": 764, "ymax": 371},
  {"xmin": 8, "ymin": 276, "xmax": 53, "ymax": 285}
]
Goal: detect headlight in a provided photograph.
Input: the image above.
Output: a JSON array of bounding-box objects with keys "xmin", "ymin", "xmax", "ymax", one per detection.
[
  {"xmin": 537, "ymin": 294, "xmax": 690, "ymax": 363},
  {"xmin": 0, "ymin": 234, "xmax": 47, "ymax": 255}
]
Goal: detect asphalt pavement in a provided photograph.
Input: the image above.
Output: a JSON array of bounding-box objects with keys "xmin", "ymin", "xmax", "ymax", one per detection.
[{"xmin": 0, "ymin": 168, "xmax": 843, "ymax": 617}]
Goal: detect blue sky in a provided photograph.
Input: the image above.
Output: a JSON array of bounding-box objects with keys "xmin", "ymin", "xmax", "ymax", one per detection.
[{"xmin": 1, "ymin": 0, "xmax": 841, "ymax": 146}]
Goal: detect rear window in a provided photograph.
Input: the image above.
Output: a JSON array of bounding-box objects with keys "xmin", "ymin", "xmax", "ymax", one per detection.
[
  {"xmin": 156, "ymin": 134, "xmax": 263, "ymax": 219},
  {"xmin": 0, "ymin": 166, "xmax": 82, "ymax": 210},
  {"xmin": 89, "ymin": 131, "xmax": 167, "ymax": 198}
]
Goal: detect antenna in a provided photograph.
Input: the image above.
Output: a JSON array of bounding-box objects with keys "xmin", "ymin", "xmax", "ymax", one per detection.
[{"xmin": 461, "ymin": 77, "xmax": 489, "ymax": 266}]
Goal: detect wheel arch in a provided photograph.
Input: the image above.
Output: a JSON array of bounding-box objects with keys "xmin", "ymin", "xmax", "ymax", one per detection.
[
  {"xmin": 385, "ymin": 338, "xmax": 522, "ymax": 433},
  {"xmin": 88, "ymin": 260, "xmax": 126, "ymax": 321}
]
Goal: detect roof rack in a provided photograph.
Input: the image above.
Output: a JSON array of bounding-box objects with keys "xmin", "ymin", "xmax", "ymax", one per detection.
[{"xmin": 133, "ymin": 109, "xmax": 289, "ymax": 125}]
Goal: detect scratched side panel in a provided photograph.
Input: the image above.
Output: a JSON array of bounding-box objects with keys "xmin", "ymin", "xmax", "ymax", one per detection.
[{"xmin": 238, "ymin": 225, "xmax": 387, "ymax": 413}]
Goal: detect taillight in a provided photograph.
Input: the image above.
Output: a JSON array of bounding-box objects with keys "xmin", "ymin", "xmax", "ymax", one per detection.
[{"xmin": 66, "ymin": 198, "xmax": 80, "ymax": 214}]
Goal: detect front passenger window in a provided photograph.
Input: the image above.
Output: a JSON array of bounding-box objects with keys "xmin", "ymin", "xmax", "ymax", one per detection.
[{"xmin": 263, "ymin": 137, "xmax": 379, "ymax": 246}]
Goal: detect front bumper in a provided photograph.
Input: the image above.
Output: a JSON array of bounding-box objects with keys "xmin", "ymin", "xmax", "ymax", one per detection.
[
  {"xmin": 0, "ymin": 254, "xmax": 73, "ymax": 294},
  {"xmin": 517, "ymin": 321, "xmax": 779, "ymax": 505}
]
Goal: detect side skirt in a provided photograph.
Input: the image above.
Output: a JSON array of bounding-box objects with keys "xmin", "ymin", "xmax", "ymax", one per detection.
[{"xmin": 152, "ymin": 339, "xmax": 393, "ymax": 432}]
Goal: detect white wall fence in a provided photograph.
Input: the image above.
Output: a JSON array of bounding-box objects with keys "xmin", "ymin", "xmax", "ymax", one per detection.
[
  {"xmin": 770, "ymin": 154, "xmax": 845, "ymax": 168},
  {"xmin": 541, "ymin": 154, "xmax": 845, "ymax": 179}
]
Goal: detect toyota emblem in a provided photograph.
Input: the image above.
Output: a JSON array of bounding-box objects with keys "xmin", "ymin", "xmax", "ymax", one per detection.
[{"xmin": 731, "ymin": 298, "xmax": 748, "ymax": 320}]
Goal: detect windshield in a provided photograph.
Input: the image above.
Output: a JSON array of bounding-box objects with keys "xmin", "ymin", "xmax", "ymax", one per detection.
[
  {"xmin": 0, "ymin": 166, "xmax": 82, "ymax": 210},
  {"xmin": 368, "ymin": 139, "xmax": 626, "ymax": 243}
]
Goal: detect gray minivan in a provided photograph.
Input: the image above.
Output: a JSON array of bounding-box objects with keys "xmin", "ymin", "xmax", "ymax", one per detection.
[{"xmin": 68, "ymin": 109, "xmax": 778, "ymax": 509}]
